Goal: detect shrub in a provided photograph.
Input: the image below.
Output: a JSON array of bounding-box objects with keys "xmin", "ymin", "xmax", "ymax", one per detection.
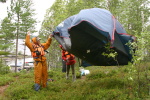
[{"xmin": 0, "ymin": 62, "xmax": 11, "ymax": 75}]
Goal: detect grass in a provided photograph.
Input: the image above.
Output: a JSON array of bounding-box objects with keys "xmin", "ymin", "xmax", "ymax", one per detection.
[{"xmin": 0, "ymin": 65, "xmax": 150, "ymax": 100}]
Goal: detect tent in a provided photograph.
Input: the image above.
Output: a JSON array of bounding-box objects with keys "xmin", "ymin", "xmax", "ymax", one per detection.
[
  {"xmin": 53, "ymin": 8, "xmax": 135, "ymax": 66},
  {"xmin": 81, "ymin": 60, "xmax": 92, "ymax": 67}
]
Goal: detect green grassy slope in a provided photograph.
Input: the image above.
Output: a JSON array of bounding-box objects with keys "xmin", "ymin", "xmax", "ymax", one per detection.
[{"xmin": 0, "ymin": 65, "xmax": 150, "ymax": 100}]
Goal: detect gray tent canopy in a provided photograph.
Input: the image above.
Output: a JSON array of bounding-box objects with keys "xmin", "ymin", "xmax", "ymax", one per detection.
[{"xmin": 53, "ymin": 8, "xmax": 135, "ymax": 66}]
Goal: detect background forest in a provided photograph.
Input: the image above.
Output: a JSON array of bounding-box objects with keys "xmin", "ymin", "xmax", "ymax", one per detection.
[{"xmin": 0, "ymin": 0, "xmax": 150, "ymax": 99}]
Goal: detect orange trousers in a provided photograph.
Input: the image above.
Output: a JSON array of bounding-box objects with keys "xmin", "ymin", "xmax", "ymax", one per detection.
[{"xmin": 34, "ymin": 61, "xmax": 48, "ymax": 88}]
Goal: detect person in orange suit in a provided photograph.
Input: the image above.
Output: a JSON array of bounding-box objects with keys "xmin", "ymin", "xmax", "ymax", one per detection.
[{"xmin": 25, "ymin": 31, "xmax": 52, "ymax": 91}]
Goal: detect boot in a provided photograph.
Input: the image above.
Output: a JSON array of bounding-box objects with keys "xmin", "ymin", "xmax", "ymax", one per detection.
[
  {"xmin": 66, "ymin": 74, "xmax": 69, "ymax": 80},
  {"xmin": 34, "ymin": 83, "xmax": 40, "ymax": 91}
]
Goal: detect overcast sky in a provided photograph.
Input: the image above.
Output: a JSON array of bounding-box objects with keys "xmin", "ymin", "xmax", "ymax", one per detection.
[{"xmin": 0, "ymin": 0, "xmax": 55, "ymax": 35}]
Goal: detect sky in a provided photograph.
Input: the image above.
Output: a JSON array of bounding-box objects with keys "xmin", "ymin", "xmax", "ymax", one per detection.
[{"xmin": 0, "ymin": 0, "xmax": 56, "ymax": 35}]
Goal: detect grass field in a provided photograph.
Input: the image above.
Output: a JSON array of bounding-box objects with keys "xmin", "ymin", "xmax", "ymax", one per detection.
[{"xmin": 0, "ymin": 64, "xmax": 150, "ymax": 100}]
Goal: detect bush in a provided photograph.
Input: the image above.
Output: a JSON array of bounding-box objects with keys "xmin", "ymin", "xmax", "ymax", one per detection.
[
  {"xmin": 0, "ymin": 75, "xmax": 14, "ymax": 86},
  {"xmin": 0, "ymin": 63, "xmax": 11, "ymax": 75}
]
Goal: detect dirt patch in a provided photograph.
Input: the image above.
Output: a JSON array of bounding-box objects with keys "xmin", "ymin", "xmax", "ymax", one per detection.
[
  {"xmin": 0, "ymin": 76, "xmax": 18, "ymax": 95},
  {"xmin": 0, "ymin": 85, "xmax": 9, "ymax": 95},
  {"xmin": 81, "ymin": 76, "xmax": 86, "ymax": 80}
]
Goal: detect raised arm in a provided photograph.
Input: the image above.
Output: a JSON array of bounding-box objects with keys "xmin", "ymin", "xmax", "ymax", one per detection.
[
  {"xmin": 25, "ymin": 31, "xmax": 34, "ymax": 52},
  {"xmin": 42, "ymin": 34, "xmax": 52, "ymax": 50}
]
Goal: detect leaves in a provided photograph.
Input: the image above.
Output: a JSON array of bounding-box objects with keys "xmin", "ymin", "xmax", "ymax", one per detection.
[
  {"xmin": 0, "ymin": 51, "xmax": 10, "ymax": 55},
  {"xmin": 7, "ymin": 0, "xmax": 37, "ymax": 39}
]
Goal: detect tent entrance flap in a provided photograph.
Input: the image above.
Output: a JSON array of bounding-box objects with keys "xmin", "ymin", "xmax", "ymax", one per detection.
[{"xmin": 113, "ymin": 32, "xmax": 128, "ymax": 56}]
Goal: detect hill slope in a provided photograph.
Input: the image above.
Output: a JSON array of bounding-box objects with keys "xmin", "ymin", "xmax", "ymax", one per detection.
[{"xmin": 0, "ymin": 66, "xmax": 150, "ymax": 100}]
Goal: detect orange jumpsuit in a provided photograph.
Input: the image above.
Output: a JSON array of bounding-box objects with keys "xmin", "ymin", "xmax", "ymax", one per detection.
[{"xmin": 25, "ymin": 34, "xmax": 52, "ymax": 88}]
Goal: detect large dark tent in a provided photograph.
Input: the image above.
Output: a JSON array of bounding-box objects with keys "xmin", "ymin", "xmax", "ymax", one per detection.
[{"xmin": 53, "ymin": 8, "xmax": 135, "ymax": 66}]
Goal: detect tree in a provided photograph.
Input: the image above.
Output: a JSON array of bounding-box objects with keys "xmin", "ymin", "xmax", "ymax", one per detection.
[
  {"xmin": 7, "ymin": 0, "xmax": 37, "ymax": 72},
  {"xmin": 106, "ymin": 0, "xmax": 122, "ymax": 18},
  {"xmin": 0, "ymin": 0, "xmax": 6, "ymax": 3},
  {"xmin": 120, "ymin": 0, "xmax": 150, "ymax": 35},
  {"xmin": 19, "ymin": 0, "xmax": 37, "ymax": 38},
  {"xmin": 0, "ymin": 34, "xmax": 10, "ymax": 55},
  {"xmin": 0, "ymin": 17, "xmax": 16, "ymax": 52}
]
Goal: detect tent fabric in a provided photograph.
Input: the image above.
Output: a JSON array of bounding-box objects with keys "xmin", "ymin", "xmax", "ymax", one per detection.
[
  {"xmin": 81, "ymin": 60, "xmax": 92, "ymax": 67},
  {"xmin": 53, "ymin": 8, "xmax": 135, "ymax": 66}
]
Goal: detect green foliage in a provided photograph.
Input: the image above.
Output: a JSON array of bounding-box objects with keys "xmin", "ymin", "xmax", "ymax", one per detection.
[
  {"xmin": 0, "ymin": 17, "xmax": 16, "ymax": 39},
  {"xmin": 86, "ymin": 66, "xmax": 118, "ymax": 79},
  {"xmin": 0, "ymin": 65, "xmax": 10, "ymax": 74},
  {"xmin": 121, "ymin": 0, "xmax": 150, "ymax": 35},
  {"xmin": 0, "ymin": 65, "xmax": 149, "ymax": 99},
  {"xmin": 127, "ymin": 30, "xmax": 150, "ymax": 98},
  {"xmin": 0, "ymin": 0, "xmax": 6, "ymax": 3},
  {"xmin": 102, "ymin": 43, "xmax": 119, "ymax": 65},
  {"xmin": 0, "ymin": 75, "xmax": 14, "ymax": 86},
  {"xmin": 0, "ymin": 28, "xmax": 13, "ymax": 55},
  {"xmin": 0, "ymin": 72, "xmax": 20, "ymax": 88},
  {"xmin": 7, "ymin": 0, "xmax": 37, "ymax": 39},
  {"xmin": 0, "ymin": 51, "xmax": 10, "ymax": 55},
  {"xmin": 0, "ymin": 60, "xmax": 10, "ymax": 74},
  {"xmin": 48, "ymin": 70, "xmax": 64, "ymax": 80}
]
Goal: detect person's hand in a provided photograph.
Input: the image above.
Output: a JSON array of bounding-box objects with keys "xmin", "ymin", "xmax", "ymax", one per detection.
[
  {"xmin": 27, "ymin": 31, "xmax": 31, "ymax": 35},
  {"xmin": 49, "ymin": 34, "xmax": 53, "ymax": 38}
]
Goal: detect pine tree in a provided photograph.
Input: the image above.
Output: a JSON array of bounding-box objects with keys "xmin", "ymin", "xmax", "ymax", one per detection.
[
  {"xmin": 0, "ymin": 34, "xmax": 10, "ymax": 55},
  {"xmin": 0, "ymin": 17, "xmax": 16, "ymax": 52},
  {"xmin": 0, "ymin": 0, "xmax": 6, "ymax": 3},
  {"xmin": 7, "ymin": 0, "xmax": 37, "ymax": 72}
]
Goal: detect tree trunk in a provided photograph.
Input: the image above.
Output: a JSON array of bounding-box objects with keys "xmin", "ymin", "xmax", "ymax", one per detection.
[{"xmin": 15, "ymin": 13, "xmax": 19, "ymax": 73}]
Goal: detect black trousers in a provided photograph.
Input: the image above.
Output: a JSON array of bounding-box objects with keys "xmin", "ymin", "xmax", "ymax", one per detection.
[{"xmin": 62, "ymin": 59, "xmax": 66, "ymax": 72}]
